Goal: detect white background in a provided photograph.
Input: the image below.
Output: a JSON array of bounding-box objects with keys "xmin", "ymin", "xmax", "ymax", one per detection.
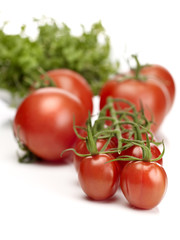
[{"xmin": 0, "ymin": 0, "xmax": 180, "ymax": 239}]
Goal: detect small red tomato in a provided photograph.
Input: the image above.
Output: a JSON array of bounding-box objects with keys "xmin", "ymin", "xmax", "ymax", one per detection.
[
  {"xmin": 120, "ymin": 161, "xmax": 167, "ymax": 209},
  {"xmin": 118, "ymin": 143, "xmax": 163, "ymax": 172},
  {"xmin": 74, "ymin": 138, "xmax": 118, "ymax": 172},
  {"xmin": 78, "ymin": 154, "xmax": 120, "ymax": 201}
]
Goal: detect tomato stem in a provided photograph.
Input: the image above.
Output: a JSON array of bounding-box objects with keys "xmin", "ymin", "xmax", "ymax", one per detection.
[
  {"xmin": 64, "ymin": 98, "xmax": 164, "ymax": 163},
  {"xmin": 131, "ymin": 54, "xmax": 147, "ymax": 82},
  {"xmin": 86, "ymin": 112, "xmax": 99, "ymax": 155},
  {"xmin": 107, "ymin": 97, "xmax": 123, "ymax": 152}
]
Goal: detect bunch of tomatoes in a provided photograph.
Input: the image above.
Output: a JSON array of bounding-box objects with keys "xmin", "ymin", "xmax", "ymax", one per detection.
[
  {"xmin": 13, "ymin": 56, "xmax": 175, "ymax": 210},
  {"xmin": 69, "ymin": 98, "xmax": 167, "ymax": 210}
]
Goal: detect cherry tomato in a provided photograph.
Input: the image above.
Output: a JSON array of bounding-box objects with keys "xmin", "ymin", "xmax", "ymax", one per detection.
[
  {"xmin": 44, "ymin": 69, "xmax": 93, "ymax": 116},
  {"xmin": 78, "ymin": 154, "xmax": 120, "ymax": 201},
  {"xmin": 120, "ymin": 161, "xmax": 167, "ymax": 209},
  {"xmin": 99, "ymin": 76, "xmax": 169, "ymax": 132},
  {"xmin": 118, "ymin": 143, "xmax": 163, "ymax": 172},
  {"xmin": 140, "ymin": 64, "xmax": 175, "ymax": 112},
  {"xmin": 13, "ymin": 87, "xmax": 87, "ymax": 162},
  {"xmin": 74, "ymin": 138, "xmax": 118, "ymax": 172}
]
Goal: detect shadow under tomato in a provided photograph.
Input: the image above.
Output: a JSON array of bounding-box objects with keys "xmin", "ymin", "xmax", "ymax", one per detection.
[
  {"xmin": 129, "ymin": 204, "xmax": 160, "ymax": 214},
  {"xmin": 81, "ymin": 194, "xmax": 120, "ymax": 204},
  {"xmin": 35, "ymin": 158, "xmax": 73, "ymax": 167}
]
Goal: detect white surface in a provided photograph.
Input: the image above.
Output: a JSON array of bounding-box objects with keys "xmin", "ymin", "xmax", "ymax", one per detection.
[{"xmin": 0, "ymin": 1, "xmax": 180, "ymax": 239}]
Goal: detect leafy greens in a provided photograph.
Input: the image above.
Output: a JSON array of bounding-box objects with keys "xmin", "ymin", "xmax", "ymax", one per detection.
[{"xmin": 0, "ymin": 18, "xmax": 119, "ymax": 96}]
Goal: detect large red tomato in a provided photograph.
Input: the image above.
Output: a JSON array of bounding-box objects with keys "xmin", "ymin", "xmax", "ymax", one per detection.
[
  {"xmin": 140, "ymin": 64, "xmax": 175, "ymax": 112},
  {"xmin": 44, "ymin": 69, "xmax": 93, "ymax": 115},
  {"xmin": 99, "ymin": 75, "xmax": 169, "ymax": 132},
  {"xmin": 13, "ymin": 87, "xmax": 87, "ymax": 162},
  {"xmin": 120, "ymin": 161, "xmax": 167, "ymax": 209}
]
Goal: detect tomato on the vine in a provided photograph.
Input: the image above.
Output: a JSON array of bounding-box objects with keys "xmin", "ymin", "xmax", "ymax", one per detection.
[
  {"xmin": 120, "ymin": 161, "xmax": 167, "ymax": 209},
  {"xmin": 13, "ymin": 87, "xmax": 87, "ymax": 162},
  {"xmin": 74, "ymin": 138, "xmax": 118, "ymax": 172},
  {"xmin": 78, "ymin": 154, "xmax": 120, "ymax": 201},
  {"xmin": 44, "ymin": 69, "xmax": 93, "ymax": 115},
  {"xmin": 118, "ymin": 143, "xmax": 163, "ymax": 172}
]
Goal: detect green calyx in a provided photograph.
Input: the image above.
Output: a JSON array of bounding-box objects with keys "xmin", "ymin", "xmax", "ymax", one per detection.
[
  {"xmin": 66, "ymin": 97, "xmax": 164, "ymax": 163},
  {"xmin": 117, "ymin": 54, "xmax": 148, "ymax": 83},
  {"xmin": 15, "ymin": 127, "xmax": 42, "ymax": 163}
]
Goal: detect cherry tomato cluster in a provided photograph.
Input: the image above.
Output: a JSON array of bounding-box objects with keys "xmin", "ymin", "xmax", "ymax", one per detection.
[{"xmin": 69, "ymin": 98, "xmax": 167, "ymax": 209}]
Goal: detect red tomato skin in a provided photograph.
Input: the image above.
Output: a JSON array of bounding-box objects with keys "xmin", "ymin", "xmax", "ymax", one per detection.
[
  {"xmin": 99, "ymin": 78, "xmax": 169, "ymax": 132},
  {"xmin": 74, "ymin": 138, "xmax": 118, "ymax": 172},
  {"xmin": 46, "ymin": 69, "xmax": 93, "ymax": 115},
  {"xmin": 140, "ymin": 64, "xmax": 175, "ymax": 112},
  {"xmin": 13, "ymin": 87, "xmax": 87, "ymax": 162},
  {"xmin": 78, "ymin": 154, "xmax": 120, "ymax": 201},
  {"xmin": 120, "ymin": 161, "xmax": 167, "ymax": 209},
  {"xmin": 118, "ymin": 143, "xmax": 163, "ymax": 172}
]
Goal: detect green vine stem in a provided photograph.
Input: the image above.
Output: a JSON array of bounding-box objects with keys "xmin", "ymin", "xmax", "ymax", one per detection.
[
  {"xmin": 62, "ymin": 98, "xmax": 164, "ymax": 163},
  {"xmin": 117, "ymin": 54, "xmax": 148, "ymax": 82},
  {"xmin": 86, "ymin": 113, "xmax": 99, "ymax": 155},
  {"xmin": 107, "ymin": 98, "xmax": 122, "ymax": 152},
  {"xmin": 111, "ymin": 140, "xmax": 165, "ymax": 163}
]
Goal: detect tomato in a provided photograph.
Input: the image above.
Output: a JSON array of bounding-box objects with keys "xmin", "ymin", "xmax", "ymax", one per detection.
[
  {"xmin": 99, "ymin": 75, "xmax": 169, "ymax": 132},
  {"xmin": 120, "ymin": 161, "xmax": 167, "ymax": 209},
  {"xmin": 140, "ymin": 64, "xmax": 175, "ymax": 112},
  {"xmin": 118, "ymin": 143, "xmax": 163, "ymax": 172},
  {"xmin": 44, "ymin": 69, "xmax": 93, "ymax": 116},
  {"xmin": 74, "ymin": 138, "xmax": 118, "ymax": 172},
  {"xmin": 13, "ymin": 87, "xmax": 87, "ymax": 162},
  {"xmin": 78, "ymin": 154, "xmax": 120, "ymax": 201}
]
